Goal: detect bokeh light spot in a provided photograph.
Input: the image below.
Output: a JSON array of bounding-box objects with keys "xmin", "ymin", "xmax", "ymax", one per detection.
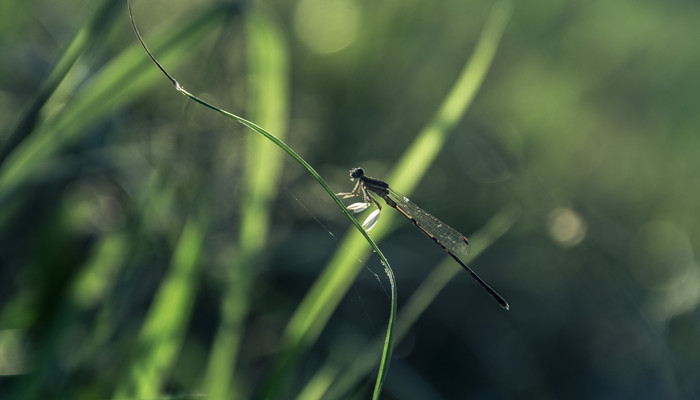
[
  {"xmin": 547, "ymin": 207, "xmax": 587, "ymax": 247},
  {"xmin": 294, "ymin": 0, "xmax": 360, "ymax": 54}
]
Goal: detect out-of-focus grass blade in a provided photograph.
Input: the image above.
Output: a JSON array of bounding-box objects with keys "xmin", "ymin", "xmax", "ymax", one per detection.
[
  {"xmin": 126, "ymin": 1, "xmax": 397, "ymax": 398},
  {"xmin": 0, "ymin": 0, "xmax": 122, "ymax": 165},
  {"xmin": 0, "ymin": 4, "xmax": 230, "ymax": 207},
  {"xmin": 203, "ymin": 8, "xmax": 289, "ymax": 399},
  {"xmin": 314, "ymin": 205, "xmax": 520, "ymax": 400},
  {"xmin": 268, "ymin": 1, "xmax": 513, "ymax": 396},
  {"xmin": 6, "ymin": 233, "xmax": 129, "ymax": 400},
  {"xmin": 112, "ymin": 215, "xmax": 207, "ymax": 400},
  {"xmin": 70, "ymin": 235, "xmax": 128, "ymax": 308}
]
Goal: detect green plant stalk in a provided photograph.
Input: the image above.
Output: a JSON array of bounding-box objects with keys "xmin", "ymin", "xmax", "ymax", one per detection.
[
  {"xmin": 181, "ymin": 59, "xmax": 397, "ymax": 400},
  {"xmin": 272, "ymin": 0, "xmax": 513, "ymax": 397},
  {"xmin": 320, "ymin": 205, "xmax": 520, "ymax": 400},
  {"xmin": 0, "ymin": 0, "xmax": 122, "ymax": 165},
  {"xmin": 0, "ymin": 4, "xmax": 229, "ymax": 208},
  {"xmin": 203, "ymin": 8, "xmax": 290, "ymax": 399},
  {"xmin": 127, "ymin": 1, "xmax": 396, "ymax": 398},
  {"xmin": 6, "ymin": 232, "xmax": 130, "ymax": 400},
  {"xmin": 179, "ymin": 40, "xmax": 398, "ymax": 400},
  {"xmin": 112, "ymin": 214, "xmax": 207, "ymax": 400}
]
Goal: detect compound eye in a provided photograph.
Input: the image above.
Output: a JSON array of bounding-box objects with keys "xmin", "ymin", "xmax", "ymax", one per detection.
[{"xmin": 350, "ymin": 167, "xmax": 364, "ymax": 178}]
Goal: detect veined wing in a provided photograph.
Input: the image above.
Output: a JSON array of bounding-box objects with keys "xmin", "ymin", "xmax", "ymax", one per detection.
[
  {"xmin": 386, "ymin": 188, "xmax": 471, "ymax": 257},
  {"xmin": 385, "ymin": 187, "xmax": 509, "ymax": 309}
]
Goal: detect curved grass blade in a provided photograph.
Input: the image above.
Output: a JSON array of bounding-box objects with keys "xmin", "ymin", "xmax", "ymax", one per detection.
[
  {"xmin": 276, "ymin": 1, "xmax": 513, "ymax": 397},
  {"xmin": 127, "ymin": 1, "xmax": 397, "ymax": 399},
  {"xmin": 322, "ymin": 205, "xmax": 520, "ymax": 400}
]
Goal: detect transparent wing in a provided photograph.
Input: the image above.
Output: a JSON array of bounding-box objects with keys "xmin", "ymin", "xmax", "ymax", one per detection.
[
  {"xmin": 387, "ymin": 188, "xmax": 471, "ymax": 257},
  {"xmin": 385, "ymin": 187, "xmax": 508, "ymax": 309}
]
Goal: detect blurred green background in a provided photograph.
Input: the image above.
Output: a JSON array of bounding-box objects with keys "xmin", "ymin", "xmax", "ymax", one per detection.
[{"xmin": 2, "ymin": 0, "xmax": 700, "ymax": 399}]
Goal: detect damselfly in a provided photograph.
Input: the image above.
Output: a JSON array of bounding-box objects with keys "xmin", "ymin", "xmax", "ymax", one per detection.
[{"xmin": 337, "ymin": 167, "xmax": 509, "ymax": 310}]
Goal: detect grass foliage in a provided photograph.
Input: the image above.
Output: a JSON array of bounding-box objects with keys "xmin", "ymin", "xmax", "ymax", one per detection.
[{"xmin": 3, "ymin": 0, "xmax": 700, "ymax": 399}]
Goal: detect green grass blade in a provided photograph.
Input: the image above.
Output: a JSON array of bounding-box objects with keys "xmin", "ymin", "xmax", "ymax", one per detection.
[
  {"xmin": 126, "ymin": 1, "xmax": 397, "ymax": 398},
  {"xmin": 385, "ymin": 0, "xmax": 513, "ymax": 194},
  {"xmin": 6, "ymin": 232, "xmax": 129, "ymax": 400},
  {"xmin": 320, "ymin": 205, "xmax": 520, "ymax": 400},
  {"xmin": 170, "ymin": 33, "xmax": 398, "ymax": 400},
  {"xmin": 0, "ymin": 4, "xmax": 230, "ymax": 207},
  {"xmin": 371, "ymin": 264, "xmax": 397, "ymax": 400},
  {"xmin": 174, "ymin": 36, "xmax": 398, "ymax": 400},
  {"xmin": 112, "ymin": 215, "xmax": 207, "ymax": 400},
  {"xmin": 0, "ymin": 0, "xmax": 122, "ymax": 165},
  {"xmin": 272, "ymin": 0, "xmax": 513, "ymax": 396},
  {"xmin": 203, "ymin": 8, "xmax": 290, "ymax": 399}
]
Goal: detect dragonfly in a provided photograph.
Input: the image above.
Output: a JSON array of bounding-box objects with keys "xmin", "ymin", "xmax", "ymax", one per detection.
[{"xmin": 337, "ymin": 167, "xmax": 509, "ymax": 310}]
